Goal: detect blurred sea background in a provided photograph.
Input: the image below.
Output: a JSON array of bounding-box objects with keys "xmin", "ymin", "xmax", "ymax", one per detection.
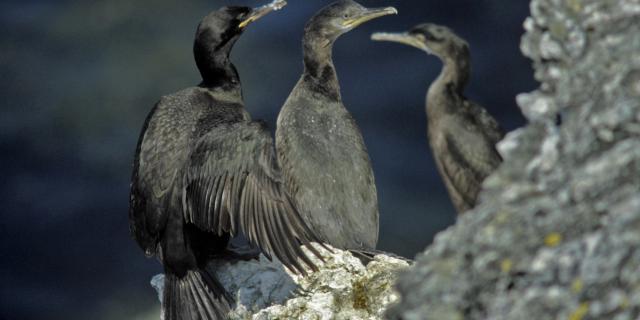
[{"xmin": 0, "ymin": 0, "xmax": 534, "ymax": 319}]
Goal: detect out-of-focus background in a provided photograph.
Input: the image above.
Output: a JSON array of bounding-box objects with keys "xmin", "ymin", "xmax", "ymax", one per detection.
[{"xmin": 0, "ymin": 0, "xmax": 534, "ymax": 319}]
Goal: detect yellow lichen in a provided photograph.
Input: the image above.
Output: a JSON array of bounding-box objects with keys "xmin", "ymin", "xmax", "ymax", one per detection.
[
  {"xmin": 620, "ymin": 296, "xmax": 629, "ymax": 309},
  {"xmin": 566, "ymin": 0, "xmax": 582, "ymax": 13},
  {"xmin": 571, "ymin": 278, "xmax": 583, "ymax": 293},
  {"xmin": 500, "ymin": 259, "xmax": 513, "ymax": 274},
  {"xmin": 482, "ymin": 225, "xmax": 497, "ymax": 238},
  {"xmin": 352, "ymin": 279, "xmax": 368, "ymax": 310},
  {"xmin": 544, "ymin": 233, "xmax": 563, "ymax": 247},
  {"xmin": 549, "ymin": 22, "xmax": 568, "ymax": 39},
  {"xmin": 495, "ymin": 210, "xmax": 511, "ymax": 224},
  {"xmin": 568, "ymin": 302, "xmax": 589, "ymax": 320}
]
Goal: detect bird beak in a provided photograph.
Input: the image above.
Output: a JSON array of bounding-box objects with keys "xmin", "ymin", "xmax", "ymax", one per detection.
[
  {"xmin": 239, "ymin": 0, "xmax": 287, "ymax": 29},
  {"xmin": 343, "ymin": 6, "xmax": 398, "ymax": 29},
  {"xmin": 371, "ymin": 32, "xmax": 432, "ymax": 54}
]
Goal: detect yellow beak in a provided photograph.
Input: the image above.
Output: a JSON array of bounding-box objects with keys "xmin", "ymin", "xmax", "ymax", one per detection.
[
  {"xmin": 342, "ymin": 6, "xmax": 398, "ymax": 29},
  {"xmin": 371, "ymin": 32, "xmax": 432, "ymax": 54}
]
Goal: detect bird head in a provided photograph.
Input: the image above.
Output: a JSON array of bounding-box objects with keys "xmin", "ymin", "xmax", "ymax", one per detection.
[
  {"xmin": 195, "ymin": 0, "xmax": 287, "ymax": 55},
  {"xmin": 305, "ymin": 0, "xmax": 397, "ymax": 43},
  {"xmin": 194, "ymin": 0, "xmax": 286, "ymax": 86},
  {"xmin": 371, "ymin": 23, "xmax": 469, "ymax": 60}
]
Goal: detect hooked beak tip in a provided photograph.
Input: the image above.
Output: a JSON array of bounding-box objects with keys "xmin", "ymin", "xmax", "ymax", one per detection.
[{"xmin": 385, "ymin": 7, "xmax": 399, "ymax": 15}]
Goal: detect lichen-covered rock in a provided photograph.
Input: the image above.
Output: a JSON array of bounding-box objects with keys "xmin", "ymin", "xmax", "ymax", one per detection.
[
  {"xmin": 250, "ymin": 249, "xmax": 408, "ymax": 320},
  {"xmin": 152, "ymin": 245, "xmax": 409, "ymax": 319},
  {"xmin": 387, "ymin": 0, "xmax": 640, "ymax": 319}
]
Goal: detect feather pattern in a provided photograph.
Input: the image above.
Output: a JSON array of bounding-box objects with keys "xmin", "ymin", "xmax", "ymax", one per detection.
[
  {"xmin": 183, "ymin": 121, "xmax": 323, "ymax": 274},
  {"xmin": 428, "ymin": 97, "xmax": 504, "ymax": 213},
  {"xmin": 130, "ymin": 86, "xmax": 325, "ymax": 320},
  {"xmin": 163, "ymin": 269, "xmax": 231, "ymax": 320}
]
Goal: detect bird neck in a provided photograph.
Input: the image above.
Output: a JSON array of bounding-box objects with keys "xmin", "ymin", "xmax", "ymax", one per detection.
[
  {"xmin": 426, "ymin": 54, "xmax": 471, "ymax": 117},
  {"xmin": 197, "ymin": 56, "xmax": 242, "ymax": 91},
  {"xmin": 301, "ymin": 33, "xmax": 341, "ymax": 101},
  {"xmin": 194, "ymin": 35, "xmax": 242, "ymax": 91},
  {"xmin": 434, "ymin": 55, "xmax": 470, "ymax": 94}
]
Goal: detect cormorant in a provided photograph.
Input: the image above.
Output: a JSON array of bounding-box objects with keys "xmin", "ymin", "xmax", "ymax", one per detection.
[
  {"xmin": 372, "ymin": 23, "xmax": 504, "ymax": 214},
  {"xmin": 276, "ymin": 0, "xmax": 397, "ymax": 251},
  {"xmin": 129, "ymin": 2, "xmax": 322, "ymax": 319}
]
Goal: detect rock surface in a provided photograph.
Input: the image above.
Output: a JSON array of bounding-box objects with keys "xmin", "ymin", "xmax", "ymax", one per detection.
[
  {"xmin": 387, "ymin": 0, "xmax": 640, "ymax": 319},
  {"xmin": 152, "ymin": 245, "xmax": 409, "ymax": 319}
]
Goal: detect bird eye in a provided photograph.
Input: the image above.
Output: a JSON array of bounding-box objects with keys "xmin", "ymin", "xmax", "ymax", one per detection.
[
  {"xmin": 343, "ymin": 13, "xmax": 350, "ymax": 19},
  {"xmin": 424, "ymin": 32, "xmax": 439, "ymax": 42}
]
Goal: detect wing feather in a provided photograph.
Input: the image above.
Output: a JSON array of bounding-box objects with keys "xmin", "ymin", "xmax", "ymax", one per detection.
[
  {"xmin": 182, "ymin": 122, "xmax": 323, "ymax": 273},
  {"xmin": 219, "ymin": 174, "xmax": 233, "ymax": 235},
  {"xmin": 262, "ymin": 200, "xmax": 280, "ymax": 261},
  {"xmin": 466, "ymin": 100, "xmax": 505, "ymax": 145},
  {"xmin": 440, "ymin": 130, "xmax": 502, "ymax": 212}
]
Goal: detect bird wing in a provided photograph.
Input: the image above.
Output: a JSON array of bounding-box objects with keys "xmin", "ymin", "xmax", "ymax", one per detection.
[
  {"xmin": 130, "ymin": 99, "xmax": 190, "ymax": 256},
  {"xmin": 466, "ymin": 100, "xmax": 506, "ymax": 145},
  {"xmin": 439, "ymin": 124, "xmax": 503, "ymax": 212},
  {"xmin": 182, "ymin": 121, "xmax": 322, "ymax": 274}
]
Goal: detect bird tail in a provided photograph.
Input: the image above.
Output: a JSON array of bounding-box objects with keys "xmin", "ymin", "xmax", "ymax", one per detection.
[{"xmin": 163, "ymin": 268, "xmax": 232, "ymax": 320}]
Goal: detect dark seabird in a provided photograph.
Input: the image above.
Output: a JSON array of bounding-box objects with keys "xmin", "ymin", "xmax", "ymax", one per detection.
[
  {"xmin": 129, "ymin": 2, "xmax": 323, "ymax": 319},
  {"xmin": 372, "ymin": 23, "xmax": 505, "ymax": 214},
  {"xmin": 276, "ymin": 0, "xmax": 397, "ymax": 252}
]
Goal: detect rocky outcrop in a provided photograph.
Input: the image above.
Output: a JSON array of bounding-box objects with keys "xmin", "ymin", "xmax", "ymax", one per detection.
[
  {"xmin": 387, "ymin": 0, "xmax": 640, "ymax": 319},
  {"xmin": 152, "ymin": 245, "xmax": 409, "ymax": 319}
]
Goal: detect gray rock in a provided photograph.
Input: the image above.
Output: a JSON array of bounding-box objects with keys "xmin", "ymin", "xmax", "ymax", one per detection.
[
  {"xmin": 151, "ymin": 245, "xmax": 409, "ymax": 319},
  {"xmin": 387, "ymin": 0, "xmax": 640, "ymax": 319}
]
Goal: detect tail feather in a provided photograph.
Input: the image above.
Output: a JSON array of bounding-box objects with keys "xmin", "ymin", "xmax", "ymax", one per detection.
[{"xmin": 163, "ymin": 269, "xmax": 232, "ymax": 320}]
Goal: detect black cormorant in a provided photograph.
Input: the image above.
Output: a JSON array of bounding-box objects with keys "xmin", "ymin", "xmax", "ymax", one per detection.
[
  {"xmin": 129, "ymin": 2, "xmax": 322, "ymax": 319},
  {"xmin": 372, "ymin": 23, "xmax": 504, "ymax": 214},
  {"xmin": 276, "ymin": 0, "xmax": 397, "ymax": 251}
]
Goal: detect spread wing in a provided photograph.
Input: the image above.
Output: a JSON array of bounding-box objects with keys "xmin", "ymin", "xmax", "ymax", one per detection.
[{"xmin": 182, "ymin": 121, "xmax": 323, "ymax": 274}]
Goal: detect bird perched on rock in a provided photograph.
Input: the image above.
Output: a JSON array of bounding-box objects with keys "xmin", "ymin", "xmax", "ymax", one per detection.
[
  {"xmin": 276, "ymin": 0, "xmax": 397, "ymax": 252},
  {"xmin": 129, "ymin": 2, "xmax": 323, "ymax": 319},
  {"xmin": 372, "ymin": 23, "xmax": 504, "ymax": 214}
]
